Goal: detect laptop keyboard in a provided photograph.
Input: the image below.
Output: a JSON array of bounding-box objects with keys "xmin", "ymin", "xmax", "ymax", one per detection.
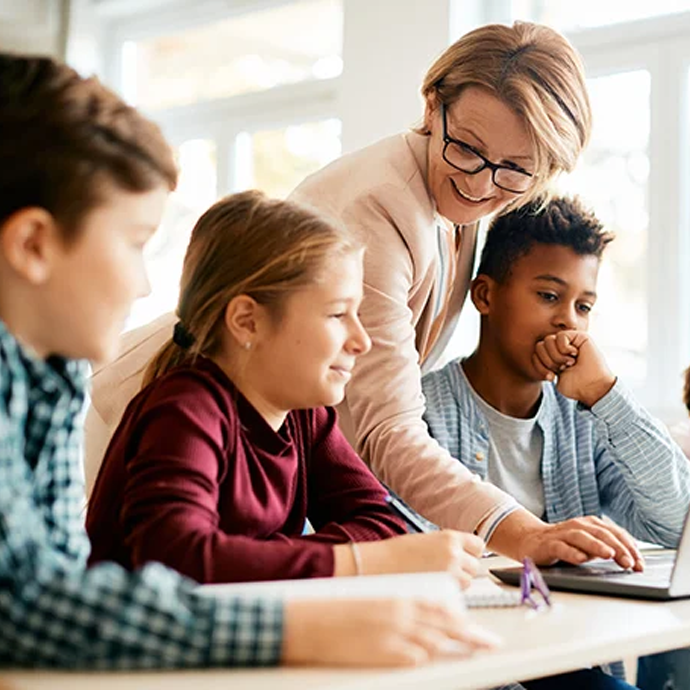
[{"xmin": 557, "ymin": 553, "xmax": 675, "ymax": 586}]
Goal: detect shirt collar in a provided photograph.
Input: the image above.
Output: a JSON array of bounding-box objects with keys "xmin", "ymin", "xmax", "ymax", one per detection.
[{"xmin": 0, "ymin": 318, "xmax": 88, "ymax": 396}]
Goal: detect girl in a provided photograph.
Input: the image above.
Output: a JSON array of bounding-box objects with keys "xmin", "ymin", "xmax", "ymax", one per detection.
[{"xmin": 86, "ymin": 190, "xmax": 482, "ymax": 586}]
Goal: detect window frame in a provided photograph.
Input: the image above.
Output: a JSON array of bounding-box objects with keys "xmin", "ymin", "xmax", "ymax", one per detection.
[
  {"xmin": 479, "ymin": 2, "xmax": 690, "ymax": 420},
  {"xmin": 100, "ymin": 0, "xmax": 342, "ymax": 197}
]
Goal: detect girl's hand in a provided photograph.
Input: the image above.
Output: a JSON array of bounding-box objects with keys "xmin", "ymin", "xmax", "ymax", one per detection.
[{"xmin": 335, "ymin": 531, "xmax": 485, "ymax": 589}]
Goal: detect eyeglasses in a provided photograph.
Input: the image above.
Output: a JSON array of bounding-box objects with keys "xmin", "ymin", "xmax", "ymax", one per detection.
[
  {"xmin": 520, "ymin": 557, "xmax": 552, "ymax": 610},
  {"xmin": 440, "ymin": 103, "xmax": 534, "ymax": 195}
]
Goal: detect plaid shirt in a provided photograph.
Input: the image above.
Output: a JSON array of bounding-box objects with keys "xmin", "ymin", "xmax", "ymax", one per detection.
[{"xmin": 0, "ymin": 320, "xmax": 282, "ymax": 668}]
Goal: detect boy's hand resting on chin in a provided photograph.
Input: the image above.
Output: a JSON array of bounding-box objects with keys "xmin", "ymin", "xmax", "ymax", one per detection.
[{"xmin": 533, "ymin": 330, "xmax": 616, "ymax": 408}]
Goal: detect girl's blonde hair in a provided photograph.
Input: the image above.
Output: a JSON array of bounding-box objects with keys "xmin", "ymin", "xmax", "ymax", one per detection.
[
  {"xmin": 417, "ymin": 21, "xmax": 592, "ymax": 207},
  {"xmin": 143, "ymin": 190, "xmax": 362, "ymax": 387}
]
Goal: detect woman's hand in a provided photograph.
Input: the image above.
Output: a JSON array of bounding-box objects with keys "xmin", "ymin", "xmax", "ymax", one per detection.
[
  {"xmin": 334, "ymin": 531, "xmax": 485, "ymax": 588},
  {"xmin": 488, "ymin": 510, "xmax": 644, "ymax": 571},
  {"xmin": 282, "ymin": 597, "xmax": 499, "ymax": 667},
  {"xmin": 517, "ymin": 516, "xmax": 644, "ymax": 570}
]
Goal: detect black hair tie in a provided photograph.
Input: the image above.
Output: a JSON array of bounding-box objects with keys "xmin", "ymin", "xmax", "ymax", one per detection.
[{"xmin": 173, "ymin": 321, "xmax": 196, "ymax": 350}]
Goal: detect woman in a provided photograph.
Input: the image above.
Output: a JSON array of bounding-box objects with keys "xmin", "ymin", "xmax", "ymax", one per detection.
[
  {"xmin": 86, "ymin": 190, "xmax": 484, "ymax": 586},
  {"xmin": 289, "ymin": 21, "xmax": 643, "ymax": 566},
  {"xmin": 85, "ymin": 22, "xmax": 637, "ymax": 570}
]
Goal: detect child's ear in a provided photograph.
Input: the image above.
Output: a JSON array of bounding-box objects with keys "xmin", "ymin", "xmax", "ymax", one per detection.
[
  {"xmin": 0, "ymin": 208, "xmax": 59, "ymax": 284},
  {"xmin": 223, "ymin": 295, "xmax": 262, "ymax": 349},
  {"xmin": 470, "ymin": 274, "xmax": 495, "ymax": 315}
]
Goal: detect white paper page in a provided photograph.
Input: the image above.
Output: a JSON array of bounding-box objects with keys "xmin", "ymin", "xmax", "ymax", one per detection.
[{"xmin": 196, "ymin": 571, "xmax": 465, "ymax": 609}]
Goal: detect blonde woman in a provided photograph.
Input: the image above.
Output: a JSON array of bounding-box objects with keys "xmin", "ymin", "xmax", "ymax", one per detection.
[
  {"xmin": 290, "ymin": 21, "xmax": 641, "ymax": 566},
  {"xmin": 87, "ymin": 22, "xmax": 639, "ymax": 568}
]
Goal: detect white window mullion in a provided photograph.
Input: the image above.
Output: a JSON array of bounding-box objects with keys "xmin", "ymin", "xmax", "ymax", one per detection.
[
  {"xmin": 215, "ymin": 132, "xmax": 236, "ymax": 198},
  {"xmin": 679, "ymin": 55, "xmax": 690, "ymax": 411},
  {"xmin": 646, "ymin": 43, "xmax": 686, "ymax": 418}
]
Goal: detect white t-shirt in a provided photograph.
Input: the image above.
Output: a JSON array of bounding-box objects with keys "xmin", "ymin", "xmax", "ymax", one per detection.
[{"xmin": 460, "ymin": 365, "xmax": 546, "ymax": 518}]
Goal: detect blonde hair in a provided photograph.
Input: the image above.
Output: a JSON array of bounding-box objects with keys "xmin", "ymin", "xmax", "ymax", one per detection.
[
  {"xmin": 418, "ymin": 21, "xmax": 591, "ymax": 207},
  {"xmin": 143, "ymin": 191, "xmax": 362, "ymax": 387}
]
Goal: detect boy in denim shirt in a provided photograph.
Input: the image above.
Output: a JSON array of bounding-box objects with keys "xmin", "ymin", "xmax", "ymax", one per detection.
[{"xmin": 423, "ymin": 196, "xmax": 690, "ymax": 688}]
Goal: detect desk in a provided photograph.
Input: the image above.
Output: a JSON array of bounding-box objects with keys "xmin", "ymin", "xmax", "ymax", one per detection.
[{"xmin": 3, "ymin": 558, "xmax": 690, "ymax": 690}]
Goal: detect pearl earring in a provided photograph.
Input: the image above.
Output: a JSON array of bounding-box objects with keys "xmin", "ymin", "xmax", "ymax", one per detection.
[{"xmin": 244, "ymin": 341, "xmax": 251, "ymax": 351}]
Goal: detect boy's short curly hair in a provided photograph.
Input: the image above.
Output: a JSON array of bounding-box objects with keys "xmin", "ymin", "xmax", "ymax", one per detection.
[
  {"xmin": 0, "ymin": 53, "xmax": 177, "ymax": 243},
  {"xmin": 477, "ymin": 196, "xmax": 614, "ymax": 283}
]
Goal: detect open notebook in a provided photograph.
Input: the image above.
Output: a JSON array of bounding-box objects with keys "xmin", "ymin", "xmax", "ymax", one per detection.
[{"xmin": 197, "ymin": 572, "xmax": 522, "ymax": 609}]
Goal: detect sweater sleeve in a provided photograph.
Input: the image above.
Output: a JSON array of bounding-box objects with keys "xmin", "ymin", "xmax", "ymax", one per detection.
[
  {"xmin": 341, "ymin": 202, "xmax": 518, "ymax": 533},
  {"xmin": 118, "ymin": 374, "xmax": 337, "ymax": 583},
  {"xmin": 303, "ymin": 407, "xmax": 407, "ymax": 541},
  {"xmin": 590, "ymin": 381, "xmax": 690, "ymax": 547}
]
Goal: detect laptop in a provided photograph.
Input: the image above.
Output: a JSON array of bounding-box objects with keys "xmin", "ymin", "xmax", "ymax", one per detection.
[{"xmin": 490, "ymin": 513, "xmax": 690, "ymax": 601}]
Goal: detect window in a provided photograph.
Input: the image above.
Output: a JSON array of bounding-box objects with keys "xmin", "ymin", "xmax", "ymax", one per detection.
[
  {"xmin": 126, "ymin": 139, "xmax": 218, "ymax": 328},
  {"xmin": 555, "ymin": 70, "xmax": 650, "ymax": 387},
  {"xmin": 237, "ymin": 119, "xmax": 342, "ymax": 199},
  {"xmin": 124, "ymin": 0, "xmax": 343, "ymax": 110},
  {"xmin": 109, "ymin": 0, "xmax": 344, "ymax": 331},
  {"xmin": 509, "ymin": 0, "xmax": 690, "ymax": 32},
  {"xmin": 474, "ymin": 2, "xmax": 690, "ymax": 418}
]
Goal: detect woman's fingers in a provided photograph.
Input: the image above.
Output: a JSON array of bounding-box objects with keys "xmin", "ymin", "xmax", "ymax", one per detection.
[
  {"xmin": 534, "ymin": 536, "xmax": 592, "ymax": 565},
  {"xmin": 579, "ymin": 517, "xmax": 644, "ymax": 570},
  {"xmin": 533, "ymin": 518, "xmax": 643, "ymax": 569}
]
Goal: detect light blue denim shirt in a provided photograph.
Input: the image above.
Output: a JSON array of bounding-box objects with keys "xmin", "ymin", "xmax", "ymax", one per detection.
[{"xmin": 422, "ymin": 359, "xmax": 690, "ymax": 549}]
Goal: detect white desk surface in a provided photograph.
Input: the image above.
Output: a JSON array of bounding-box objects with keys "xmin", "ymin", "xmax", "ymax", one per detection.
[{"xmin": 3, "ymin": 556, "xmax": 690, "ymax": 690}]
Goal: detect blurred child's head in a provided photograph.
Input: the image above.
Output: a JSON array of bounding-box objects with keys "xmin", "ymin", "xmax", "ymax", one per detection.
[
  {"xmin": 684, "ymin": 367, "xmax": 690, "ymax": 416},
  {"xmin": 0, "ymin": 54, "xmax": 177, "ymax": 361},
  {"xmin": 471, "ymin": 196, "xmax": 613, "ymax": 382},
  {"xmin": 144, "ymin": 191, "xmax": 371, "ymax": 419}
]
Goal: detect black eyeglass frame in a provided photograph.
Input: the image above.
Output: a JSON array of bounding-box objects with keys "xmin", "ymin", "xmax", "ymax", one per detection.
[{"xmin": 440, "ymin": 103, "xmax": 534, "ymax": 195}]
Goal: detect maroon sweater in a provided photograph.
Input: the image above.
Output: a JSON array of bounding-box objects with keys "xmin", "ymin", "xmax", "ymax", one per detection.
[{"xmin": 86, "ymin": 357, "xmax": 405, "ymax": 582}]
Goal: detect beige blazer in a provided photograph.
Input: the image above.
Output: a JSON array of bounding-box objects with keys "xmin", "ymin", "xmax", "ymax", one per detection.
[
  {"xmin": 84, "ymin": 312, "xmax": 174, "ymax": 495},
  {"xmin": 291, "ymin": 131, "xmax": 516, "ymax": 532},
  {"xmin": 85, "ymin": 131, "xmax": 517, "ymax": 532}
]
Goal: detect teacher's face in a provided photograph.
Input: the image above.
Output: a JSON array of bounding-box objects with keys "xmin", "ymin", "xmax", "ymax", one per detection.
[{"xmin": 426, "ymin": 86, "xmax": 535, "ymax": 225}]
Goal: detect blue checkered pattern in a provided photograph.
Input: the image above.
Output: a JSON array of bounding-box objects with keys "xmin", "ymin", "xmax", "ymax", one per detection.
[{"xmin": 0, "ymin": 321, "xmax": 282, "ymax": 668}]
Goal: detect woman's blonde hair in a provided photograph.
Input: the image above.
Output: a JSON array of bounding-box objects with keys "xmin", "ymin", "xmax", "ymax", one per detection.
[
  {"xmin": 142, "ymin": 190, "xmax": 362, "ymax": 387},
  {"xmin": 418, "ymin": 21, "xmax": 591, "ymax": 207}
]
